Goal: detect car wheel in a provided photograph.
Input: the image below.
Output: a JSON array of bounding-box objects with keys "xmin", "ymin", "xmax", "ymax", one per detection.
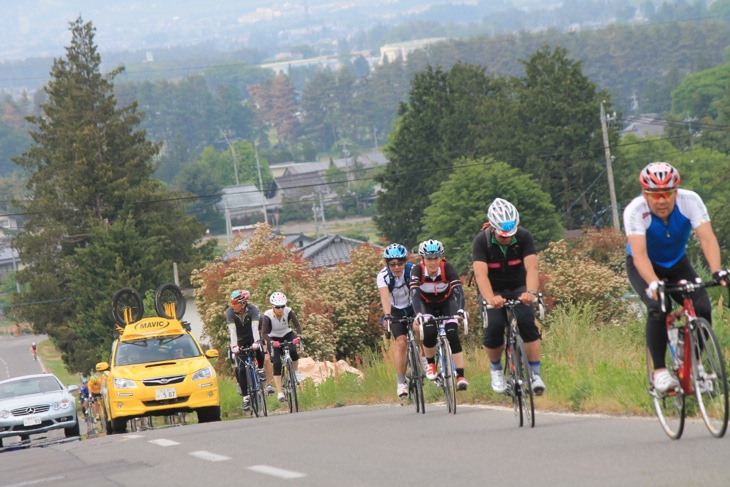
[
  {"xmin": 65, "ymin": 415, "xmax": 80, "ymax": 437},
  {"xmin": 196, "ymin": 406, "xmax": 221, "ymax": 423},
  {"xmin": 111, "ymin": 417, "xmax": 128, "ymax": 434}
]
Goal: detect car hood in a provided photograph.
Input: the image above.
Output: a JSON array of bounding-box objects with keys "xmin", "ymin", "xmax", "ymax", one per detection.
[
  {"xmin": 0, "ymin": 391, "xmax": 72, "ymax": 410},
  {"xmin": 112, "ymin": 359, "xmax": 211, "ymax": 379}
]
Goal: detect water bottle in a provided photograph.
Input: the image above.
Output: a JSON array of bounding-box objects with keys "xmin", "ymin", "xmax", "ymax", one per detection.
[{"xmin": 668, "ymin": 327, "xmax": 679, "ymax": 360}]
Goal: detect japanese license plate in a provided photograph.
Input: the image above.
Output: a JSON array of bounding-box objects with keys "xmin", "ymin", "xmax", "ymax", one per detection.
[
  {"xmin": 23, "ymin": 416, "xmax": 41, "ymax": 426},
  {"xmin": 155, "ymin": 388, "xmax": 176, "ymax": 400}
]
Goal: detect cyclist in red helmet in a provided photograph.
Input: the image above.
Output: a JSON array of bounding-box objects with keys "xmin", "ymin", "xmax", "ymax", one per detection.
[
  {"xmin": 624, "ymin": 162, "xmax": 727, "ymax": 393},
  {"xmin": 225, "ymin": 289, "xmax": 266, "ymax": 411}
]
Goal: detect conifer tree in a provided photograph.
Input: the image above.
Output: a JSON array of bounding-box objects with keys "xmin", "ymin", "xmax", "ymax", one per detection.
[{"xmin": 12, "ymin": 17, "xmax": 212, "ymax": 372}]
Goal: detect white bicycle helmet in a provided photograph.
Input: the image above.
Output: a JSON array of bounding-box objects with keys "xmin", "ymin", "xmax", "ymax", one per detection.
[
  {"xmin": 488, "ymin": 198, "xmax": 520, "ymax": 237},
  {"xmin": 639, "ymin": 162, "xmax": 680, "ymax": 190},
  {"xmin": 418, "ymin": 239, "xmax": 444, "ymax": 258},
  {"xmin": 269, "ymin": 291, "xmax": 287, "ymax": 307}
]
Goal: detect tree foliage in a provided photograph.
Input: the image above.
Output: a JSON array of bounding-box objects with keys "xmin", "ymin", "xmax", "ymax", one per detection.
[
  {"xmin": 421, "ymin": 159, "xmax": 564, "ymax": 274},
  {"xmin": 10, "ymin": 18, "xmax": 214, "ymax": 373}
]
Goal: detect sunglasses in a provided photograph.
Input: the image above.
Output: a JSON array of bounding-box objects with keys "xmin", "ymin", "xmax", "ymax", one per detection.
[
  {"xmin": 644, "ymin": 189, "xmax": 676, "ymax": 200},
  {"xmin": 274, "ymin": 305, "xmax": 285, "ymax": 309},
  {"xmin": 387, "ymin": 260, "xmax": 406, "ymax": 268}
]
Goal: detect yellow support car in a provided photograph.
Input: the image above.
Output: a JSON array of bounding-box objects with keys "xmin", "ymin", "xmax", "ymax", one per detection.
[{"xmin": 96, "ymin": 284, "xmax": 220, "ymax": 434}]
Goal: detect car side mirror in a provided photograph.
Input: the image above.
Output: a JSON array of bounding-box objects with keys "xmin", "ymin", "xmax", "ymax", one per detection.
[
  {"xmin": 67, "ymin": 384, "xmax": 79, "ymax": 393},
  {"xmin": 96, "ymin": 362, "xmax": 110, "ymax": 372},
  {"xmin": 205, "ymin": 349, "xmax": 219, "ymax": 361}
]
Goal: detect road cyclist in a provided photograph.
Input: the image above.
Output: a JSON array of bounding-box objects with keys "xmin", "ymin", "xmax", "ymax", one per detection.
[
  {"xmin": 87, "ymin": 374, "xmax": 102, "ymax": 421},
  {"xmin": 260, "ymin": 292, "xmax": 304, "ymax": 403},
  {"xmin": 472, "ymin": 197, "xmax": 546, "ymax": 396},
  {"xmin": 30, "ymin": 342, "xmax": 37, "ymax": 361},
  {"xmin": 225, "ymin": 289, "xmax": 265, "ymax": 412},
  {"xmin": 377, "ymin": 243, "xmax": 417, "ymax": 399},
  {"xmin": 410, "ymin": 239, "xmax": 469, "ymax": 392},
  {"xmin": 623, "ymin": 162, "xmax": 728, "ymax": 394}
]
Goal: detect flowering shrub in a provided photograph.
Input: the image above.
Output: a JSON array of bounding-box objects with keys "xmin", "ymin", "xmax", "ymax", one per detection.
[
  {"xmin": 539, "ymin": 231, "xmax": 630, "ymax": 324},
  {"xmin": 192, "ymin": 224, "xmax": 385, "ymax": 369}
]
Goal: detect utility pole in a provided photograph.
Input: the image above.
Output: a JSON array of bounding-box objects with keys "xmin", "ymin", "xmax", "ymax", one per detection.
[
  {"xmin": 220, "ymin": 129, "xmax": 239, "ymax": 186},
  {"xmin": 254, "ymin": 144, "xmax": 268, "ymax": 225},
  {"xmin": 600, "ymin": 102, "xmax": 620, "ymax": 230}
]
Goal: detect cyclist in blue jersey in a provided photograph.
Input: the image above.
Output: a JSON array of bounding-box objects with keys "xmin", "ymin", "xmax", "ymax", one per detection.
[
  {"xmin": 377, "ymin": 243, "xmax": 415, "ymax": 398},
  {"xmin": 624, "ymin": 162, "xmax": 727, "ymax": 393}
]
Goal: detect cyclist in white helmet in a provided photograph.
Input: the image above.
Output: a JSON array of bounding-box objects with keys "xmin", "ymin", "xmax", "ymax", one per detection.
[
  {"xmin": 624, "ymin": 162, "xmax": 727, "ymax": 393},
  {"xmin": 472, "ymin": 198, "xmax": 546, "ymax": 395},
  {"xmin": 260, "ymin": 292, "xmax": 303, "ymax": 402},
  {"xmin": 410, "ymin": 239, "xmax": 469, "ymax": 391}
]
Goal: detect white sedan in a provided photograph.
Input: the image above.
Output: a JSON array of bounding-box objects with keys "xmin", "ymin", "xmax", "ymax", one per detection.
[{"xmin": 0, "ymin": 373, "xmax": 80, "ymax": 448}]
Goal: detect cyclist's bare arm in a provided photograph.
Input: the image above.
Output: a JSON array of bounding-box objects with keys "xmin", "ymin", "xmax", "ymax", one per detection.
[
  {"xmin": 378, "ymin": 286, "xmax": 392, "ymax": 316},
  {"xmin": 695, "ymin": 221, "xmax": 723, "ymax": 278},
  {"xmin": 473, "ymin": 260, "xmax": 503, "ymax": 308},
  {"xmin": 519, "ymin": 254, "xmax": 540, "ymax": 305},
  {"xmin": 627, "ymin": 234, "xmax": 661, "ymax": 298}
]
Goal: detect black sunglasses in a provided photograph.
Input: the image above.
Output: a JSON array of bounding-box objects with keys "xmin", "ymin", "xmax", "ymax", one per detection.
[
  {"xmin": 274, "ymin": 305, "xmax": 285, "ymax": 309},
  {"xmin": 388, "ymin": 260, "xmax": 406, "ymax": 268}
]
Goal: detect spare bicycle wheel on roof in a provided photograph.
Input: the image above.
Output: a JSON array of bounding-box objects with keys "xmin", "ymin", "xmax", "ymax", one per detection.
[
  {"xmin": 111, "ymin": 288, "xmax": 144, "ymax": 326},
  {"xmin": 154, "ymin": 283, "xmax": 186, "ymax": 320}
]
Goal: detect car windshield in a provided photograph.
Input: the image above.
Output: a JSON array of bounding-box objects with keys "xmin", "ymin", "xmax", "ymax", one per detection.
[
  {"xmin": 115, "ymin": 334, "xmax": 201, "ymax": 366},
  {"xmin": 0, "ymin": 376, "xmax": 62, "ymax": 399}
]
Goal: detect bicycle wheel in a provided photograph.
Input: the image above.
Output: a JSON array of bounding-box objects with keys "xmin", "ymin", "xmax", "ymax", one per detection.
[
  {"xmin": 439, "ymin": 339, "xmax": 457, "ymax": 414},
  {"xmin": 646, "ymin": 348, "xmax": 685, "ymax": 439},
  {"xmin": 515, "ymin": 335, "xmax": 535, "ymax": 428},
  {"xmin": 407, "ymin": 338, "xmax": 425, "ymax": 414},
  {"xmin": 691, "ymin": 318, "xmax": 728, "ymax": 438},
  {"xmin": 287, "ymin": 359, "xmax": 299, "ymax": 413},
  {"xmin": 154, "ymin": 283, "xmax": 186, "ymax": 320},
  {"xmin": 111, "ymin": 288, "xmax": 144, "ymax": 326},
  {"xmin": 246, "ymin": 365, "xmax": 259, "ymax": 417},
  {"xmin": 505, "ymin": 338, "xmax": 523, "ymax": 426},
  {"xmin": 282, "ymin": 362, "xmax": 293, "ymax": 413}
]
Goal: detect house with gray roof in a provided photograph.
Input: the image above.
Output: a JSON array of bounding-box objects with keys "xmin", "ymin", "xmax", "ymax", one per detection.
[{"xmin": 297, "ymin": 234, "xmax": 370, "ymax": 268}]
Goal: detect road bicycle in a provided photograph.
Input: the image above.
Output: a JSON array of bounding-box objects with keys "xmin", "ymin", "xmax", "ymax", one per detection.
[
  {"xmin": 234, "ymin": 345, "xmax": 268, "ymax": 418},
  {"xmin": 273, "ymin": 339, "xmax": 300, "ymax": 413},
  {"xmin": 388, "ymin": 316, "xmax": 425, "ymax": 414},
  {"xmin": 83, "ymin": 395, "xmax": 97, "ymax": 438},
  {"xmin": 420, "ymin": 314, "xmax": 468, "ymax": 414},
  {"xmin": 486, "ymin": 295, "xmax": 545, "ymax": 428},
  {"xmin": 648, "ymin": 278, "xmax": 729, "ymax": 439}
]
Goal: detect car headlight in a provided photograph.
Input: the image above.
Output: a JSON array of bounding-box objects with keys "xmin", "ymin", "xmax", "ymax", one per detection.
[
  {"xmin": 113, "ymin": 378, "xmax": 137, "ymax": 389},
  {"xmin": 192, "ymin": 366, "xmax": 213, "ymax": 381},
  {"xmin": 52, "ymin": 398, "xmax": 72, "ymax": 410},
  {"xmin": 0, "ymin": 409, "xmax": 9, "ymax": 419}
]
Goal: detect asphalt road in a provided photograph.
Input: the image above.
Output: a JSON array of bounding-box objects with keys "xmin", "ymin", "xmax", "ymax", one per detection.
[{"xmin": 3, "ymin": 334, "xmax": 730, "ymax": 485}]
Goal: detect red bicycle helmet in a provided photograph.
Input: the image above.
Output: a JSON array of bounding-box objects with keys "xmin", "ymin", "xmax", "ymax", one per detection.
[
  {"xmin": 639, "ymin": 162, "xmax": 680, "ymax": 190},
  {"xmin": 230, "ymin": 289, "xmax": 250, "ymax": 305}
]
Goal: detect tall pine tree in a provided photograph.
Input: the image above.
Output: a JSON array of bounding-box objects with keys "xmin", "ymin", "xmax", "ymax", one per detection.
[{"xmin": 12, "ymin": 17, "xmax": 213, "ymax": 372}]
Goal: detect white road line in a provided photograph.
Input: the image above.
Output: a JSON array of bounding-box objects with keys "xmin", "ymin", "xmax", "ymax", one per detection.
[
  {"xmin": 189, "ymin": 451, "xmax": 231, "ymax": 462},
  {"xmin": 149, "ymin": 438, "xmax": 179, "ymax": 447},
  {"xmin": 3, "ymin": 476, "xmax": 66, "ymax": 486},
  {"xmin": 248, "ymin": 465, "xmax": 306, "ymax": 479},
  {"xmin": 122, "ymin": 434, "xmax": 145, "ymax": 439}
]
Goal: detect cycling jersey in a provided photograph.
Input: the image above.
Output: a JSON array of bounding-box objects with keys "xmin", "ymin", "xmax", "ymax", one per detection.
[
  {"xmin": 225, "ymin": 304, "xmax": 260, "ymax": 346},
  {"xmin": 471, "ymin": 228, "xmax": 536, "ymax": 292},
  {"xmin": 376, "ymin": 266, "xmax": 412, "ymax": 310},
  {"xmin": 409, "ymin": 260, "xmax": 464, "ymax": 310},
  {"xmin": 623, "ymin": 188, "xmax": 710, "ymax": 268},
  {"xmin": 88, "ymin": 376, "xmax": 101, "ymax": 395},
  {"xmin": 260, "ymin": 307, "xmax": 302, "ymax": 339}
]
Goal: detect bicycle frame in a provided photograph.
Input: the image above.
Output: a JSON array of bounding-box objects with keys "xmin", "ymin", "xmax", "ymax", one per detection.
[
  {"xmin": 486, "ymin": 297, "xmax": 541, "ymax": 427},
  {"xmin": 235, "ymin": 346, "xmax": 267, "ymax": 418},
  {"xmin": 422, "ymin": 315, "xmax": 464, "ymax": 414},
  {"xmin": 390, "ymin": 316, "xmax": 425, "ymax": 414},
  {"xmin": 274, "ymin": 340, "xmax": 299, "ymax": 413},
  {"xmin": 650, "ymin": 278, "xmax": 729, "ymax": 439}
]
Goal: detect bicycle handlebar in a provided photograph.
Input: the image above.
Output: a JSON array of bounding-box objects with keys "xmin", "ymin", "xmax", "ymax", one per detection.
[
  {"xmin": 485, "ymin": 296, "xmax": 546, "ymax": 322},
  {"xmin": 658, "ymin": 278, "xmax": 726, "ymax": 313}
]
